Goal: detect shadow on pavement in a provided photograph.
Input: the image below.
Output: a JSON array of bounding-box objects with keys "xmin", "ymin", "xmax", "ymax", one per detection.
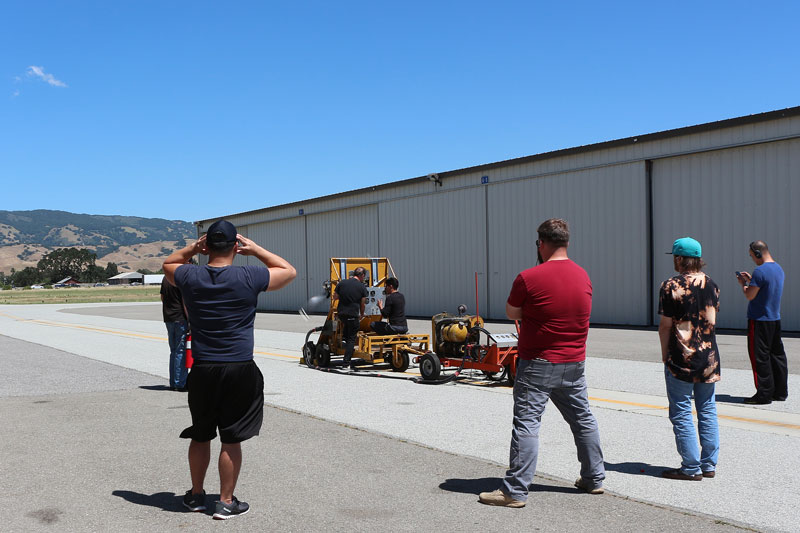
[
  {"xmin": 715, "ymin": 394, "xmax": 747, "ymax": 404},
  {"xmin": 604, "ymin": 461, "xmax": 671, "ymax": 478},
  {"xmin": 439, "ymin": 477, "xmax": 577, "ymax": 495},
  {"xmin": 111, "ymin": 490, "xmax": 191, "ymax": 513},
  {"xmin": 138, "ymin": 385, "xmax": 172, "ymax": 391}
]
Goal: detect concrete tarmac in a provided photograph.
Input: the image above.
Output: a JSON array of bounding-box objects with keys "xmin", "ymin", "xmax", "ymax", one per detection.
[{"xmin": 2, "ymin": 303, "xmax": 799, "ymax": 532}]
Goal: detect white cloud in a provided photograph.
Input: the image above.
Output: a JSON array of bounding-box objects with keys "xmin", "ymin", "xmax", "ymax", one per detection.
[{"xmin": 26, "ymin": 65, "xmax": 67, "ymax": 87}]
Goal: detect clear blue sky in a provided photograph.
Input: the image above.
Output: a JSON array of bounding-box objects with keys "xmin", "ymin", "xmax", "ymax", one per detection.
[{"xmin": 2, "ymin": 1, "xmax": 798, "ymax": 222}]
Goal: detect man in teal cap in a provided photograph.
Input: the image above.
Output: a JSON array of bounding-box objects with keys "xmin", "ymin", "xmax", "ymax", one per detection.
[{"xmin": 658, "ymin": 237, "xmax": 721, "ymax": 481}]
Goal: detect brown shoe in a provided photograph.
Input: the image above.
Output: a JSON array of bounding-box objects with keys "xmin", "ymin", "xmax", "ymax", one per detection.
[
  {"xmin": 702, "ymin": 470, "xmax": 715, "ymax": 478},
  {"xmin": 478, "ymin": 489, "xmax": 525, "ymax": 508},
  {"xmin": 574, "ymin": 478, "xmax": 604, "ymax": 494},
  {"xmin": 661, "ymin": 469, "xmax": 702, "ymax": 481}
]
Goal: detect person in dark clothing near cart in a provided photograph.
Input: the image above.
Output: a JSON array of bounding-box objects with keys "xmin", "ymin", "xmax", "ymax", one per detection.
[
  {"xmin": 333, "ymin": 267, "xmax": 368, "ymax": 370},
  {"xmin": 370, "ymin": 277, "xmax": 408, "ymax": 335}
]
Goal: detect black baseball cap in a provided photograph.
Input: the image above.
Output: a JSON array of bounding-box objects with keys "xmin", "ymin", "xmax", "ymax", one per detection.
[{"xmin": 206, "ymin": 219, "xmax": 237, "ymax": 248}]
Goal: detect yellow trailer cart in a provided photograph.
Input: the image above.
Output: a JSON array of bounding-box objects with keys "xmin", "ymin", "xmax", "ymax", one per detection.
[{"xmin": 302, "ymin": 257, "xmax": 429, "ymax": 371}]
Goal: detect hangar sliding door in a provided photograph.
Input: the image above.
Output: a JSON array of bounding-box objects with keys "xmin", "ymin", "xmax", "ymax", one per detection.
[
  {"xmin": 248, "ymin": 218, "xmax": 307, "ymax": 312},
  {"xmin": 379, "ymin": 188, "xmax": 487, "ymax": 318},
  {"xmin": 305, "ymin": 205, "xmax": 379, "ymax": 312},
  {"xmin": 652, "ymin": 138, "xmax": 800, "ymax": 330},
  {"xmin": 486, "ymin": 162, "xmax": 648, "ymax": 324}
]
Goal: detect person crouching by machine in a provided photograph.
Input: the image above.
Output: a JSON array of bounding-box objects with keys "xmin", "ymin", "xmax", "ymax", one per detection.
[{"xmin": 370, "ymin": 277, "xmax": 408, "ymax": 335}]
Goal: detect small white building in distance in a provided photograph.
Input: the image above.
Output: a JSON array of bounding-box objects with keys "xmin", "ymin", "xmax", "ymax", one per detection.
[{"xmin": 107, "ymin": 272, "xmax": 144, "ymax": 285}]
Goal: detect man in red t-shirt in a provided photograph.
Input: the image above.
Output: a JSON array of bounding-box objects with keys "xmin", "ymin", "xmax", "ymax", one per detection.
[{"xmin": 479, "ymin": 218, "xmax": 605, "ymax": 508}]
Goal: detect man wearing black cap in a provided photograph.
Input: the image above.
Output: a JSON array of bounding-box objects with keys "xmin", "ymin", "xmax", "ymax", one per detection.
[{"xmin": 163, "ymin": 219, "xmax": 296, "ymax": 520}]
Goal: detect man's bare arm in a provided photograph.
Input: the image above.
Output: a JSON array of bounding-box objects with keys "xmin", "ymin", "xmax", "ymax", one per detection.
[
  {"xmin": 506, "ymin": 302, "xmax": 522, "ymax": 320},
  {"xmin": 163, "ymin": 236, "xmax": 207, "ymax": 286},
  {"xmin": 236, "ymin": 234, "xmax": 297, "ymax": 291}
]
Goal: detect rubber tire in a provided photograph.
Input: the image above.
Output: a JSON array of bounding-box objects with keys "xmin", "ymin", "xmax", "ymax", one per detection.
[
  {"xmin": 506, "ymin": 363, "xmax": 516, "ymax": 386},
  {"xmin": 419, "ymin": 352, "xmax": 441, "ymax": 381},
  {"xmin": 317, "ymin": 345, "xmax": 331, "ymax": 368},
  {"xmin": 390, "ymin": 351, "xmax": 410, "ymax": 372},
  {"xmin": 482, "ymin": 367, "xmax": 507, "ymax": 382},
  {"xmin": 303, "ymin": 341, "xmax": 316, "ymax": 368}
]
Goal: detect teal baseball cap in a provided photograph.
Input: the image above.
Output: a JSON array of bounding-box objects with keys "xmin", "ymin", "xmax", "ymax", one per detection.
[{"xmin": 668, "ymin": 237, "xmax": 702, "ymax": 258}]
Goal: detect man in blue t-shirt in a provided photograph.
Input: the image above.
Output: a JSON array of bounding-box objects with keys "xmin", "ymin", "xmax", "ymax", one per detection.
[
  {"xmin": 163, "ymin": 219, "xmax": 296, "ymax": 519},
  {"xmin": 736, "ymin": 240, "xmax": 788, "ymax": 405}
]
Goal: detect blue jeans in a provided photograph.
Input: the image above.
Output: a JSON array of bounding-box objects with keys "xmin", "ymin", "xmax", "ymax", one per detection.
[
  {"xmin": 502, "ymin": 358, "xmax": 605, "ymax": 501},
  {"xmin": 166, "ymin": 321, "xmax": 188, "ymax": 388},
  {"xmin": 664, "ymin": 366, "xmax": 719, "ymax": 475}
]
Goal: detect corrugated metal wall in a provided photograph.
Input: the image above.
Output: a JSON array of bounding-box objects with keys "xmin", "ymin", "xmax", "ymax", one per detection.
[
  {"xmin": 379, "ymin": 187, "xmax": 488, "ymax": 318},
  {"xmin": 305, "ymin": 205, "xmax": 379, "ymax": 311},
  {"xmin": 652, "ymin": 138, "xmax": 800, "ymax": 330},
  {"xmin": 486, "ymin": 162, "xmax": 648, "ymax": 324},
  {"xmin": 193, "ymin": 112, "xmax": 800, "ymax": 328},
  {"xmin": 246, "ymin": 218, "xmax": 307, "ymax": 312}
]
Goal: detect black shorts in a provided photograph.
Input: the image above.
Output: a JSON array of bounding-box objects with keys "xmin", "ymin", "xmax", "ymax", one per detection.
[{"xmin": 179, "ymin": 360, "xmax": 264, "ymax": 444}]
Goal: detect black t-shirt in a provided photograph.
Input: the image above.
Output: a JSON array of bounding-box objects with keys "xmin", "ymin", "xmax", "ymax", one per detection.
[
  {"xmin": 381, "ymin": 291, "xmax": 407, "ymax": 329},
  {"xmin": 174, "ymin": 264, "xmax": 270, "ymax": 362},
  {"xmin": 335, "ymin": 277, "xmax": 368, "ymax": 317},
  {"xmin": 160, "ymin": 278, "xmax": 186, "ymax": 322}
]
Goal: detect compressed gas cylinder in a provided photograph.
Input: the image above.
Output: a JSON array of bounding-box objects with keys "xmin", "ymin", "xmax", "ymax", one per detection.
[{"xmin": 442, "ymin": 323, "xmax": 468, "ymax": 343}]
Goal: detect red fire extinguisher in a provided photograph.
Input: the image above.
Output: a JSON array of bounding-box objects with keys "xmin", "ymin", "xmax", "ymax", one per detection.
[{"xmin": 185, "ymin": 332, "xmax": 193, "ymax": 369}]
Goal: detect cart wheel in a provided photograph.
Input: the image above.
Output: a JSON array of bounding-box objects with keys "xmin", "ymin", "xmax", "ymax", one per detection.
[
  {"xmin": 482, "ymin": 367, "xmax": 508, "ymax": 382},
  {"xmin": 317, "ymin": 345, "xmax": 331, "ymax": 368},
  {"xmin": 390, "ymin": 350, "xmax": 410, "ymax": 372},
  {"xmin": 419, "ymin": 352, "xmax": 441, "ymax": 380},
  {"xmin": 303, "ymin": 341, "xmax": 316, "ymax": 368}
]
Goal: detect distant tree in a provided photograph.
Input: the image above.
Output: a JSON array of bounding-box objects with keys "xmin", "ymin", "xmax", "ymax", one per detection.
[
  {"xmin": 37, "ymin": 248, "xmax": 97, "ymax": 283},
  {"xmin": 104, "ymin": 262, "xmax": 119, "ymax": 278},
  {"xmin": 137, "ymin": 268, "xmax": 155, "ymax": 275},
  {"xmin": 82, "ymin": 265, "xmax": 106, "ymax": 283},
  {"xmin": 12, "ymin": 266, "xmax": 42, "ymax": 286}
]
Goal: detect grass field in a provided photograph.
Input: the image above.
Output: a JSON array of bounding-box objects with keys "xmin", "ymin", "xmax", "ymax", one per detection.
[{"xmin": 0, "ymin": 285, "xmax": 161, "ymax": 305}]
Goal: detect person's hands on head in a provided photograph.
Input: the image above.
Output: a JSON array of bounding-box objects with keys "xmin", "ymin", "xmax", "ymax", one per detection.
[
  {"xmin": 235, "ymin": 234, "xmax": 258, "ymax": 256},
  {"xmin": 194, "ymin": 234, "xmax": 209, "ymax": 256}
]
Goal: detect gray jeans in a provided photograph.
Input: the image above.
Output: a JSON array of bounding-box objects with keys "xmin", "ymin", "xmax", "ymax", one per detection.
[{"xmin": 502, "ymin": 358, "xmax": 605, "ymax": 501}]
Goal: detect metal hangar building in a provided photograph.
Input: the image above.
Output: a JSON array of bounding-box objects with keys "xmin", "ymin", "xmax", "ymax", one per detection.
[{"xmin": 195, "ymin": 106, "xmax": 800, "ymax": 331}]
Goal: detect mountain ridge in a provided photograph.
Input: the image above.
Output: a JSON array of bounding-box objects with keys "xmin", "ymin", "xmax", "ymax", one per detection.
[{"xmin": 0, "ymin": 209, "xmax": 196, "ymax": 274}]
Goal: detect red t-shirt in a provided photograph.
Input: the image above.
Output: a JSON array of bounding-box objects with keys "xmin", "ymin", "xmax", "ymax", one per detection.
[{"xmin": 507, "ymin": 259, "xmax": 592, "ymax": 363}]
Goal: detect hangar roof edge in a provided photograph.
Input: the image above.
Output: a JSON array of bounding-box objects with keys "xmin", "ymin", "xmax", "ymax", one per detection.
[{"xmin": 195, "ymin": 105, "xmax": 800, "ymax": 225}]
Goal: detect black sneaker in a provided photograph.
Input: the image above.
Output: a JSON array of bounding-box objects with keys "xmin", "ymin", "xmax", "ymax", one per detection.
[
  {"xmin": 212, "ymin": 497, "xmax": 249, "ymax": 520},
  {"xmin": 182, "ymin": 489, "xmax": 206, "ymax": 512}
]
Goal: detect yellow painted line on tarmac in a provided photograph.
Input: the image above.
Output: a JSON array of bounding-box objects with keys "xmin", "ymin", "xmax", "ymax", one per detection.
[
  {"xmin": 589, "ymin": 396, "xmax": 667, "ymax": 410},
  {"xmin": 0, "ymin": 310, "xmax": 166, "ymax": 341},
  {"xmin": 4, "ymin": 309, "xmax": 796, "ymax": 431},
  {"xmin": 589, "ymin": 396, "xmax": 800, "ymax": 431}
]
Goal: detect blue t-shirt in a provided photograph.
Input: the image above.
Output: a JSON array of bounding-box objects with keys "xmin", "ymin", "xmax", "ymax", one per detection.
[
  {"xmin": 747, "ymin": 262, "xmax": 784, "ymax": 321},
  {"xmin": 174, "ymin": 264, "xmax": 270, "ymax": 362}
]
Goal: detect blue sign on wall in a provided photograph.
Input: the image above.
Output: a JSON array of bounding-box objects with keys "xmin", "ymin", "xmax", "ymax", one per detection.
[
  {"xmin": 481, "ymin": 175, "xmax": 489, "ymax": 184},
  {"xmin": 299, "ymin": 208, "xmax": 304, "ymax": 215}
]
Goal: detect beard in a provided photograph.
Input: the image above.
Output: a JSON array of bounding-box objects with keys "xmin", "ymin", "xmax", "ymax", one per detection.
[{"xmin": 537, "ymin": 250, "xmax": 543, "ymax": 265}]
